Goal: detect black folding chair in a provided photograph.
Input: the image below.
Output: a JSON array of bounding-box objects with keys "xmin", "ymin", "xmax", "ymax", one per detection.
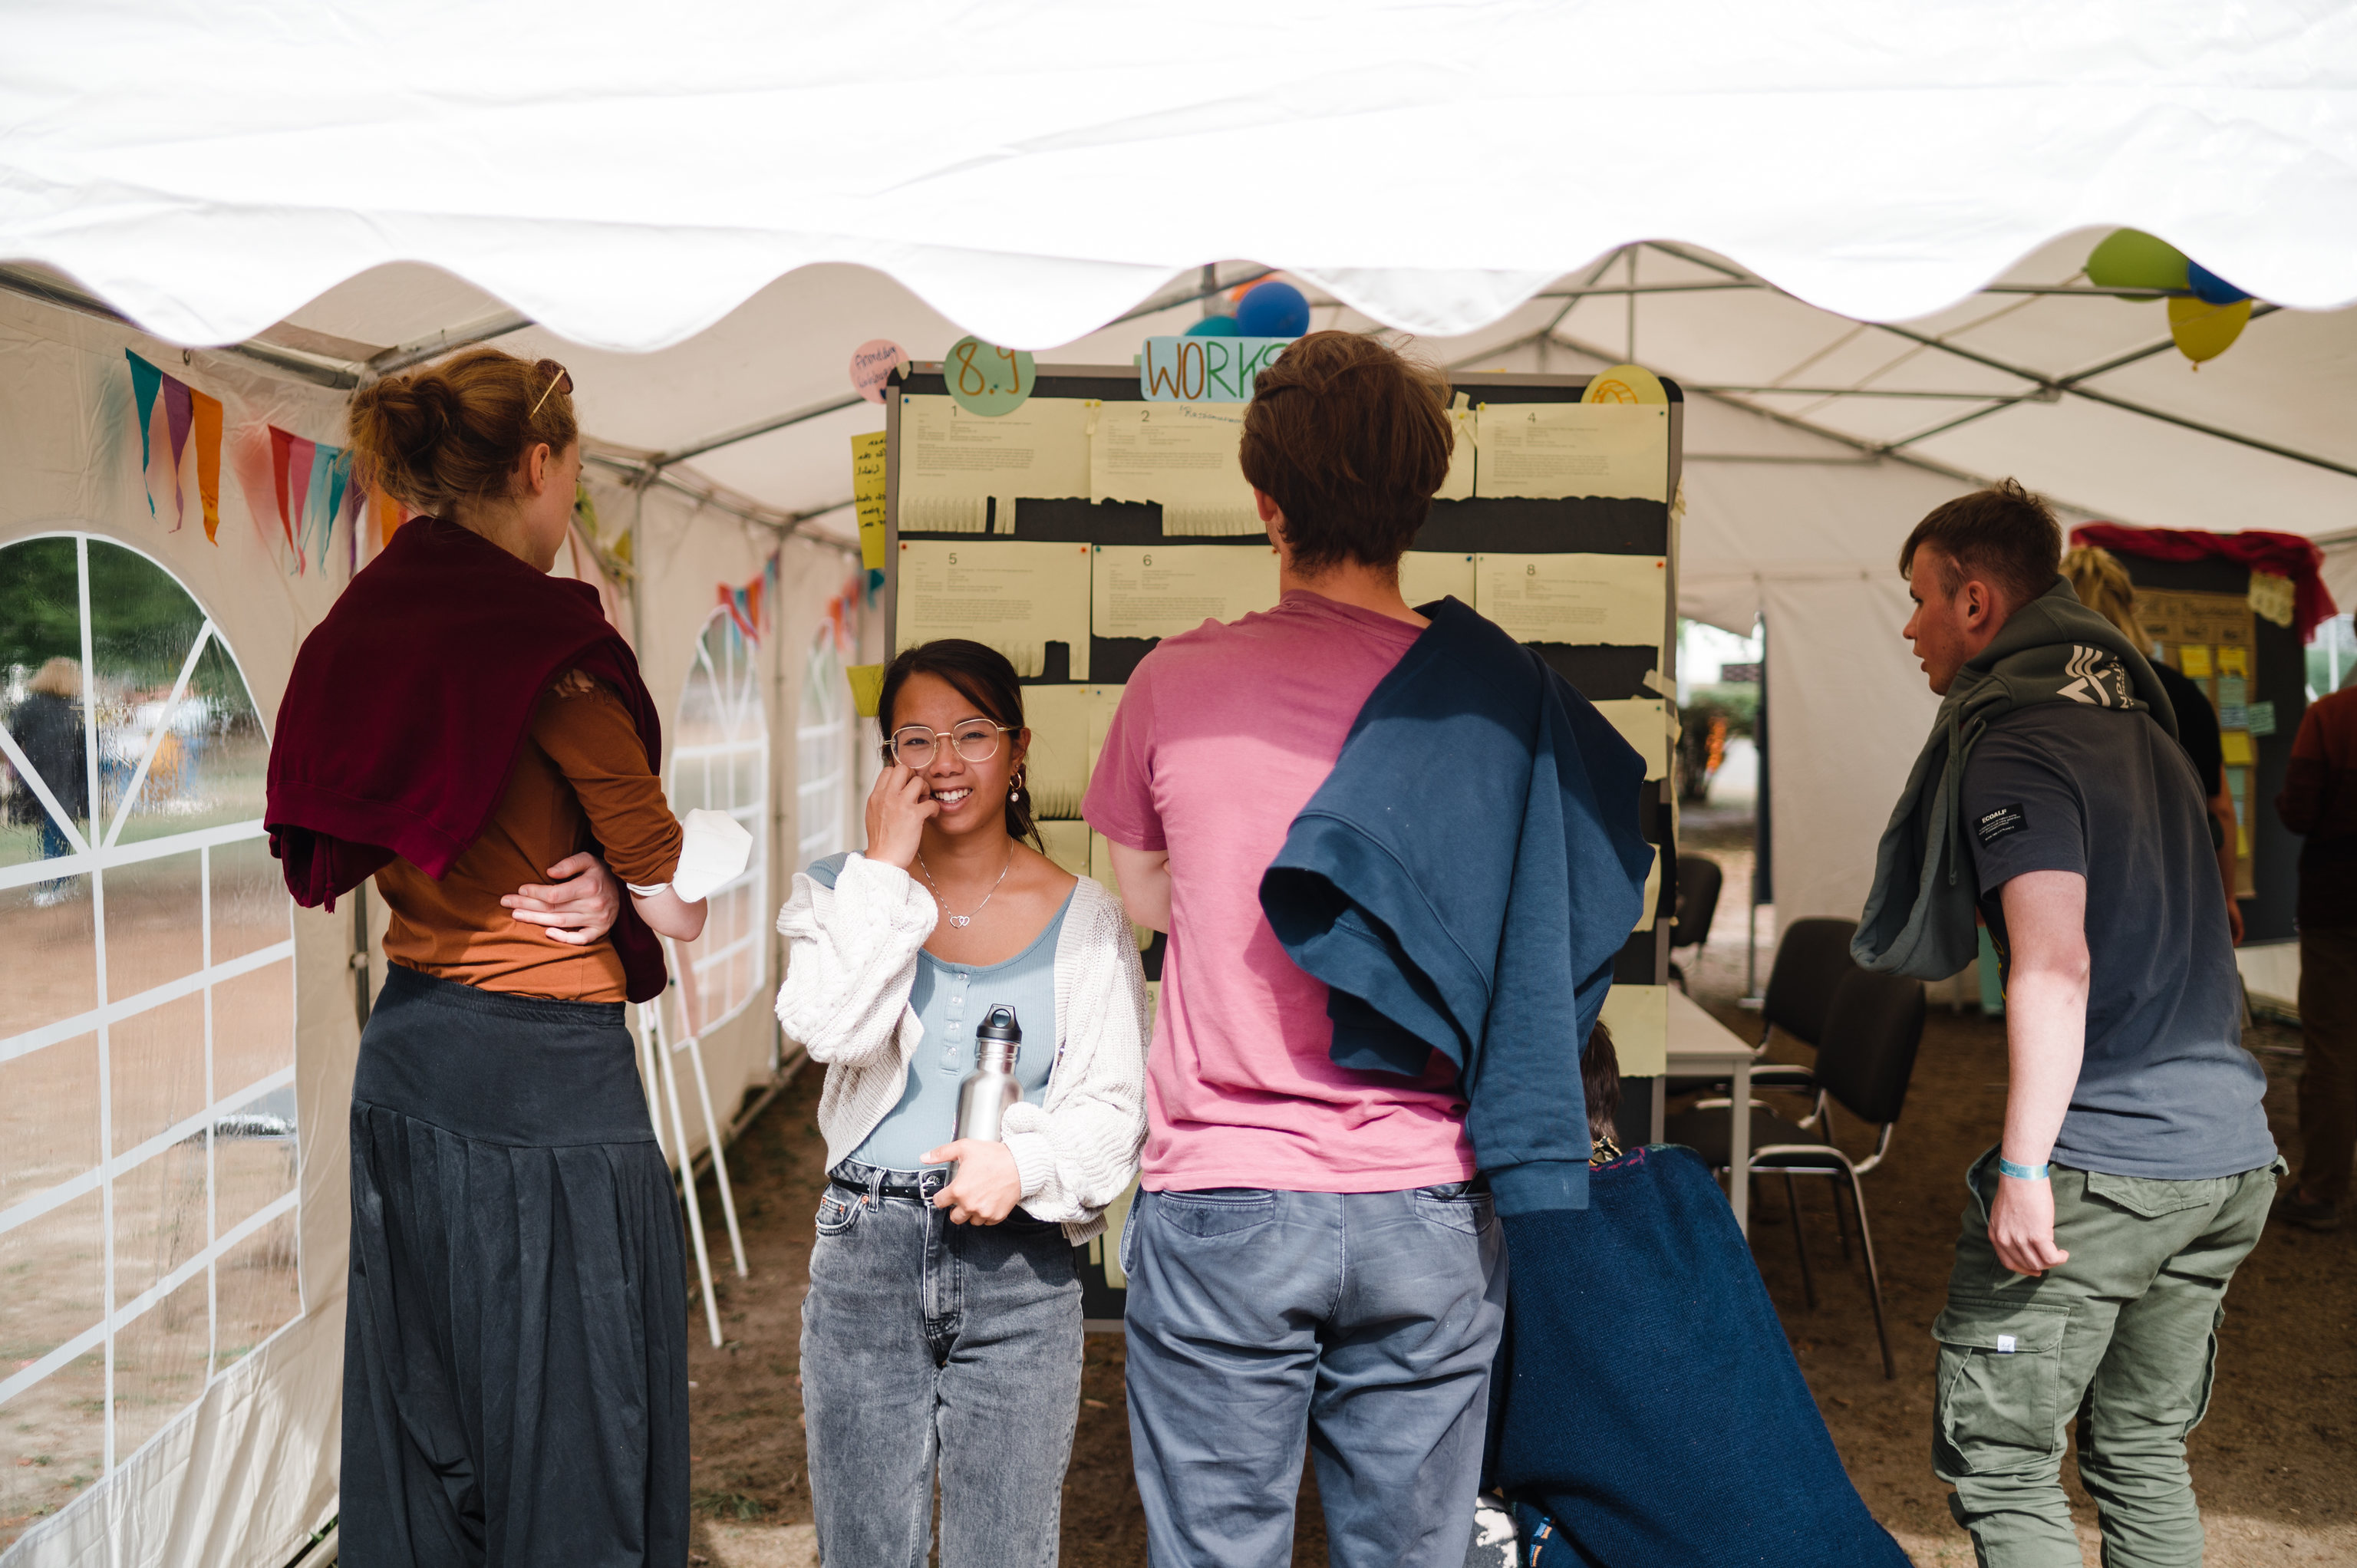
[
  {"xmin": 1663, "ymin": 967, "xmax": 1927, "ymax": 1378},
  {"xmin": 1666, "ymin": 854, "xmax": 1723, "ymax": 991},
  {"xmin": 1666, "ymin": 915, "xmax": 1857, "ymax": 1108}
]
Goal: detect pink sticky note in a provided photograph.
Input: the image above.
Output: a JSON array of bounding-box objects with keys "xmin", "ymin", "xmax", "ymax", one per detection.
[{"xmin": 849, "ymin": 339, "xmax": 911, "ymax": 404}]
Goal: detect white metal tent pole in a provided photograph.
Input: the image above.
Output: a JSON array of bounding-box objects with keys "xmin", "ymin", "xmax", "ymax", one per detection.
[
  {"xmin": 649, "ymin": 987, "xmax": 724, "ymax": 1348},
  {"xmin": 635, "ymin": 1003, "xmax": 669, "ymax": 1159},
  {"xmin": 662, "ymin": 936, "xmax": 748, "ymax": 1278}
]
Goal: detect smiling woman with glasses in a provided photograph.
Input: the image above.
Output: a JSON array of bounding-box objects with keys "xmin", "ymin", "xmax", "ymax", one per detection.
[{"xmin": 775, "ymin": 637, "xmax": 1148, "ymax": 1568}]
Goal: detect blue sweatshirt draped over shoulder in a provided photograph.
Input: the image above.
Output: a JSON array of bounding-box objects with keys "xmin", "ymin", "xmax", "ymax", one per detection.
[{"xmin": 1258, "ymin": 597, "xmax": 1654, "ymax": 1216}]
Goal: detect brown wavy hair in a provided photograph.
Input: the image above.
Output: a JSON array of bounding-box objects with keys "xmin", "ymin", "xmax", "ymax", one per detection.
[
  {"xmin": 1239, "ymin": 330, "xmax": 1454, "ymax": 573},
  {"xmin": 347, "ymin": 348, "xmax": 578, "ymax": 516}
]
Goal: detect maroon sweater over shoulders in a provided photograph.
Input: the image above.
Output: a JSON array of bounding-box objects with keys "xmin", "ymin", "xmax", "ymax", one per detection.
[{"xmin": 265, "ymin": 517, "xmax": 669, "ymax": 1002}]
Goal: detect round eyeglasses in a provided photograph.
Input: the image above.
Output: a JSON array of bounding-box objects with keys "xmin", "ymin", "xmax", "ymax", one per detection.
[{"xmin": 882, "ymin": 721, "xmax": 1016, "ymax": 769}]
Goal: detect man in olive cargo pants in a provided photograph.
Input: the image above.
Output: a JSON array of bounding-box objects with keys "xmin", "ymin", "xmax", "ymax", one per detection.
[{"xmin": 1891, "ymin": 489, "xmax": 2281, "ymax": 1566}]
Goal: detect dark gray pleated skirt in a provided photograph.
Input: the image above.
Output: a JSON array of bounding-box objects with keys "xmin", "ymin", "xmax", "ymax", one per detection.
[{"xmin": 342, "ymin": 965, "xmax": 689, "ymax": 1568}]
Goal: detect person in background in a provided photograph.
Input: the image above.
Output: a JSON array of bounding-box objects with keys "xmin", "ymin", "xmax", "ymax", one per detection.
[
  {"xmin": 2061, "ymin": 545, "xmax": 2244, "ymax": 944},
  {"xmin": 775, "ymin": 639, "xmax": 1147, "ymax": 1568},
  {"xmin": 2274, "ymin": 660, "xmax": 2357, "ymax": 1232},
  {"xmin": 269, "ymin": 348, "xmax": 710, "ymax": 1568},
  {"xmin": 4, "ymin": 656, "xmax": 86, "ymax": 904},
  {"xmin": 1873, "ymin": 480, "xmax": 2279, "ymax": 1567},
  {"xmin": 1085, "ymin": 331, "xmax": 1511, "ymax": 1568}
]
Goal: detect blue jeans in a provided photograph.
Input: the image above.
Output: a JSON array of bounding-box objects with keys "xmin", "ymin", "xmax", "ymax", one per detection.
[
  {"xmin": 1122, "ymin": 1183, "xmax": 1508, "ymax": 1568},
  {"xmin": 799, "ymin": 1162, "xmax": 1081, "ymax": 1568}
]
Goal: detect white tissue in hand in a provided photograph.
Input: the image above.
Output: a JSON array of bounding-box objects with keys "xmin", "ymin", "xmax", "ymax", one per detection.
[{"xmin": 672, "ymin": 809, "xmax": 753, "ymax": 903}]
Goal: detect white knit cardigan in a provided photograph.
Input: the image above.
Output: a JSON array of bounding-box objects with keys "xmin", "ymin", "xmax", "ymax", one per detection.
[{"xmin": 773, "ymin": 852, "xmax": 1149, "ymax": 1244}]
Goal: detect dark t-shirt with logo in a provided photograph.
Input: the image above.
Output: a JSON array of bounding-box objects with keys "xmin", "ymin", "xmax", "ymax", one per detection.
[{"xmin": 1963, "ymin": 702, "xmax": 2274, "ymax": 1181}]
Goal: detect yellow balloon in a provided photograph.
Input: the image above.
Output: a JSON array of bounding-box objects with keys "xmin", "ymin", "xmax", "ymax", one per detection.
[
  {"xmin": 2167, "ymin": 296, "xmax": 2252, "ymax": 364},
  {"xmin": 1581, "ymin": 363, "xmax": 1669, "ymax": 405}
]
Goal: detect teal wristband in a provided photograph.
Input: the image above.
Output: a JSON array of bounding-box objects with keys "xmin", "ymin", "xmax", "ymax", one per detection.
[{"xmin": 1998, "ymin": 1157, "xmax": 2050, "ymax": 1181}]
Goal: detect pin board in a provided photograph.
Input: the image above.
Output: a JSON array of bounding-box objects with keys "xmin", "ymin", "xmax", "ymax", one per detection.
[
  {"xmin": 880, "ymin": 364, "xmax": 1684, "ymax": 1326},
  {"xmin": 2118, "ymin": 558, "xmax": 2309, "ymax": 937}
]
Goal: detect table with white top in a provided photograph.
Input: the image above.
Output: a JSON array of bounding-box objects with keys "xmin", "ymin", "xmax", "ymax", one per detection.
[{"xmin": 1657, "ymin": 988, "xmax": 1762, "ymax": 1237}]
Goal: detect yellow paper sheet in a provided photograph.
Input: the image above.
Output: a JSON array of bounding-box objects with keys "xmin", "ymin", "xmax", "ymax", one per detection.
[
  {"xmin": 1399, "ymin": 551, "xmax": 1475, "ymax": 609},
  {"xmin": 1591, "ymin": 698, "xmax": 1671, "ymax": 781},
  {"xmin": 898, "ymin": 395, "xmax": 1092, "ymax": 535},
  {"xmin": 1020, "ymin": 684, "xmax": 1123, "ymax": 819},
  {"xmin": 895, "ymin": 539, "xmax": 1093, "ymax": 678},
  {"xmin": 1473, "ymin": 404, "xmax": 1670, "ymax": 502},
  {"xmin": 1088, "ymin": 401, "xmax": 1259, "ymax": 535},
  {"xmin": 1630, "ymin": 843, "xmax": 1663, "ymax": 934},
  {"xmin": 2221, "ymin": 730, "xmax": 2256, "ymax": 766},
  {"xmin": 1091, "ymin": 545, "xmax": 1279, "ymax": 641},
  {"xmin": 2217, "ymin": 645, "xmax": 2249, "ymax": 678},
  {"xmin": 1598, "ymin": 983, "xmax": 1666, "ymax": 1077},
  {"xmin": 851, "ymin": 430, "xmax": 889, "ymax": 570},
  {"xmin": 1436, "ymin": 396, "xmax": 1477, "ymax": 501},
  {"xmin": 2178, "ymin": 644, "xmax": 2214, "ymax": 679},
  {"xmin": 846, "ymin": 662, "xmax": 885, "ymax": 718},
  {"xmin": 1035, "ymin": 819, "xmax": 1093, "ymax": 879},
  {"xmin": 1474, "ymin": 553, "xmax": 1668, "ymax": 647}
]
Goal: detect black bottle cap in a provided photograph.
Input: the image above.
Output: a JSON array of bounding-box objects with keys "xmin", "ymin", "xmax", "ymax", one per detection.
[{"xmin": 976, "ymin": 1004, "xmax": 1021, "ymax": 1043}]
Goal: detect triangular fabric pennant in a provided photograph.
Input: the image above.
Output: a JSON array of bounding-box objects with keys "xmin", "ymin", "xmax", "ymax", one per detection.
[
  {"xmin": 125, "ymin": 352, "xmax": 163, "ymax": 515},
  {"xmin": 161, "ymin": 377, "xmax": 193, "ymax": 529},
  {"xmin": 301, "ymin": 441, "xmax": 335, "ymax": 568},
  {"xmin": 188, "ymin": 389, "xmax": 223, "ymax": 542},
  {"xmin": 286, "ymin": 436, "xmax": 318, "ymax": 573},
  {"xmin": 269, "ymin": 426, "xmax": 297, "ymax": 554}
]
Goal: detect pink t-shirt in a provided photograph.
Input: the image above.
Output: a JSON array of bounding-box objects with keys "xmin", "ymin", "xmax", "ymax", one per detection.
[{"xmin": 1083, "ymin": 590, "xmax": 1475, "ymax": 1194}]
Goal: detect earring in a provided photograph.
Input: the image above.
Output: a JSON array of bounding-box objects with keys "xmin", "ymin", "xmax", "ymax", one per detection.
[{"xmin": 1009, "ymin": 767, "xmax": 1026, "ymax": 803}]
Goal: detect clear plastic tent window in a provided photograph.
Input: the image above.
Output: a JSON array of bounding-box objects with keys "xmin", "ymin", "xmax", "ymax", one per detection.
[
  {"xmin": 0, "ymin": 535, "xmax": 299, "ymax": 1546},
  {"xmin": 671, "ymin": 610, "xmax": 769, "ymax": 1039},
  {"xmin": 796, "ymin": 631, "xmax": 855, "ymax": 875}
]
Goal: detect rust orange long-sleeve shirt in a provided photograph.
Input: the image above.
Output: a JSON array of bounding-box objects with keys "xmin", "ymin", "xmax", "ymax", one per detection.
[{"xmin": 376, "ymin": 674, "xmax": 684, "ymax": 1001}]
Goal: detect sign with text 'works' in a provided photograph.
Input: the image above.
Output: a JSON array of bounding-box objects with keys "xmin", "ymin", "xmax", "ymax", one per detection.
[{"xmin": 1139, "ymin": 336, "xmax": 1292, "ymax": 402}]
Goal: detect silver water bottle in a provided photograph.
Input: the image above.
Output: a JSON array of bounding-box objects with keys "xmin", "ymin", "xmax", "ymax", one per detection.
[{"xmin": 952, "ymin": 1004, "xmax": 1023, "ymax": 1147}]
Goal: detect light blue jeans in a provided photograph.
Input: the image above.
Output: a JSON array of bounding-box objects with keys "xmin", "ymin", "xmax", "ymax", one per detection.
[
  {"xmin": 799, "ymin": 1164, "xmax": 1081, "ymax": 1568},
  {"xmin": 1122, "ymin": 1182, "xmax": 1508, "ymax": 1568}
]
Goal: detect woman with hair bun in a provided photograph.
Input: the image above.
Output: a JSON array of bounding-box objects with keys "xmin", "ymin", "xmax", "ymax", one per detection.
[
  {"xmin": 776, "ymin": 638, "xmax": 1148, "ymax": 1568},
  {"xmin": 268, "ymin": 348, "xmax": 712, "ymax": 1566}
]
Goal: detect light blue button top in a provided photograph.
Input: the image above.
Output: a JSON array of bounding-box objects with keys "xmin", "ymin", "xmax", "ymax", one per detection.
[{"xmin": 806, "ymin": 854, "xmax": 1067, "ymax": 1172}]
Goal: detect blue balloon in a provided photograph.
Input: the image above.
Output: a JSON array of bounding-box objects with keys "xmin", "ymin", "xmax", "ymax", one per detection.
[
  {"xmin": 1184, "ymin": 314, "xmax": 1241, "ymax": 337},
  {"xmin": 2187, "ymin": 262, "xmax": 2249, "ymax": 305},
  {"xmin": 1235, "ymin": 281, "xmax": 1312, "ymax": 338}
]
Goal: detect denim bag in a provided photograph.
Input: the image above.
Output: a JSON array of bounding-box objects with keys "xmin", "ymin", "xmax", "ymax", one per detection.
[{"xmin": 1485, "ymin": 1145, "xmax": 1908, "ymax": 1568}]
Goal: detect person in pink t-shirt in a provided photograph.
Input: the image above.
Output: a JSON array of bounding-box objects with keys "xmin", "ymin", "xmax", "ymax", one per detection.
[{"xmin": 1084, "ymin": 331, "xmax": 1505, "ymax": 1568}]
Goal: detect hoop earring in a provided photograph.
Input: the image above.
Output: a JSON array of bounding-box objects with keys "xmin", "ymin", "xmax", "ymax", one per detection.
[{"xmin": 1009, "ymin": 767, "xmax": 1026, "ymax": 803}]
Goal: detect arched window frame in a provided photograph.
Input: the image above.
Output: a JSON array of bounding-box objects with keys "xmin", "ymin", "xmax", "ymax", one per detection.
[
  {"xmin": 667, "ymin": 608, "xmax": 769, "ymax": 1036},
  {"xmin": 0, "ymin": 530, "xmax": 300, "ymax": 1515}
]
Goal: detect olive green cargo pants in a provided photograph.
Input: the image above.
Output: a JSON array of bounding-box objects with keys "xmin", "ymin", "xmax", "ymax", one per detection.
[{"xmin": 1930, "ymin": 1146, "xmax": 2283, "ymax": 1568}]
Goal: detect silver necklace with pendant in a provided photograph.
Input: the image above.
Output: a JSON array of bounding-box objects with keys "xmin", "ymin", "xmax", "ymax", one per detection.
[{"xmin": 918, "ymin": 848, "xmax": 1012, "ymax": 928}]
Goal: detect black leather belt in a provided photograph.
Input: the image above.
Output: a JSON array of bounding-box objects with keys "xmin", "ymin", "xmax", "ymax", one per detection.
[{"xmin": 829, "ymin": 1159, "xmax": 946, "ymax": 1203}]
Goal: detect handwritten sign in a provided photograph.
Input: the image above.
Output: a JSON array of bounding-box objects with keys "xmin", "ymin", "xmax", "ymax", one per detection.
[
  {"xmin": 944, "ymin": 336, "xmax": 1035, "ymax": 417},
  {"xmin": 849, "ymin": 339, "xmax": 910, "ymax": 404},
  {"xmin": 1139, "ymin": 336, "xmax": 1291, "ymax": 403},
  {"xmin": 850, "ymin": 430, "xmax": 888, "ymax": 569}
]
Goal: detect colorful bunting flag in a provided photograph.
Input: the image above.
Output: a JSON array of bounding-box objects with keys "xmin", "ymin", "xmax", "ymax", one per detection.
[
  {"xmin": 126, "ymin": 351, "xmax": 226, "ymax": 539},
  {"xmin": 717, "ymin": 553, "xmax": 781, "ymax": 643},
  {"xmin": 266, "ymin": 424, "xmax": 358, "ymax": 573}
]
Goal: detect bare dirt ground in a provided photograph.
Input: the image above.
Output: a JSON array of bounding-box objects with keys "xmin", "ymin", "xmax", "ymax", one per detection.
[{"xmin": 684, "ymin": 815, "xmax": 2354, "ymax": 1566}]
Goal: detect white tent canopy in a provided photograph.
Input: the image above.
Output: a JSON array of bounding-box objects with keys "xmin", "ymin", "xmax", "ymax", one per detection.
[{"xmin": 5, "ymin": 8, "xmax": 2357, "ymax": 1566}]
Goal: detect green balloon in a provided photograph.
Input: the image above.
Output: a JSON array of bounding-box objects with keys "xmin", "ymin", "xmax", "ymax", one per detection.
[{"xmin": 2088, "ymin": 229, "xmax": 2189, "ymax": 295}]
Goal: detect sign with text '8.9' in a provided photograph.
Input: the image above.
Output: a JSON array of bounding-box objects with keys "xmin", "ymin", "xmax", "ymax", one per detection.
[{"xmin": 944, "ymin": 336, "xmax": 1035, "ymax": 417}]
